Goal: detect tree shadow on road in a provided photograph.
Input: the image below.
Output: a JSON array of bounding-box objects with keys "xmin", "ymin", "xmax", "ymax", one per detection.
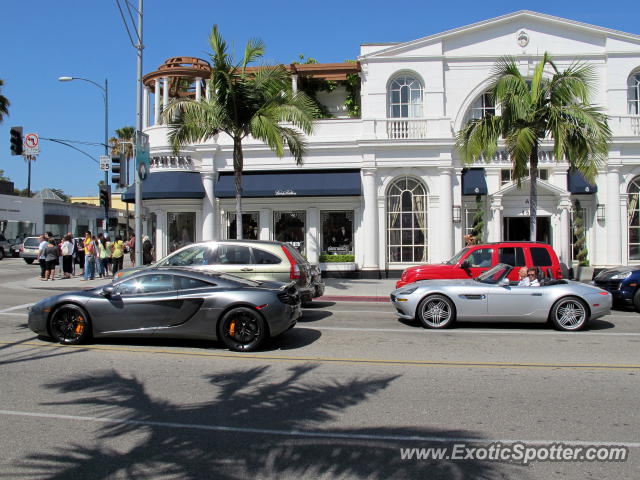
[
  {"xmin": 0, "ymin": 336, "xmax": 83, "ymax": 366},
  {"xmin": 14, "ymin": 365, "xmax": 526, "ymax": 479}
]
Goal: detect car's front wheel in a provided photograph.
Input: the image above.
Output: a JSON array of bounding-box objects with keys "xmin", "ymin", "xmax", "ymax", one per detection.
[
  {"xmin": 218, "ymin": 307, "xmax": 267, "ymax": 352},
  {"xmin": 49, "ymin": 304, "xmax": 92, "ymax": 345},
  {"xmin": 549, "ymin": 297, "xmax": 589, "ymax": 331},
  {"xmin": 633, "ymin": 290, "xmax": 640, "ymax": 313},
  {"xmin": 416, "ymin": 294, "xmax": 456, "ymax": 329}
]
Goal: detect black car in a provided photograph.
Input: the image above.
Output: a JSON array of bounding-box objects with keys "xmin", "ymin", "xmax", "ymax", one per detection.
[
  {"xmin": 29, "ymin": 267, "xmax": 302, "ymax": 352},
  {"xmin": 593, "ymin": 266, "xmax": 640, "ymax": 310}
]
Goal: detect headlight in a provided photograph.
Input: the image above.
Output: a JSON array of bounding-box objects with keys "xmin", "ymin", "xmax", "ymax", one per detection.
[
  {"xmin": 398, "ymin": 285, "xmax": 419, "ymax": 295},
  {"xmin": 611, "ymin": 272, "xmax": 632, "ymax": 280}
]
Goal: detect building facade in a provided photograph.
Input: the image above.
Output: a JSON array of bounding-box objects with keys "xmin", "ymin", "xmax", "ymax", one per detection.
[{"xmin": 124, "ymin": 11, "xmax": 640, "ymax": 276}]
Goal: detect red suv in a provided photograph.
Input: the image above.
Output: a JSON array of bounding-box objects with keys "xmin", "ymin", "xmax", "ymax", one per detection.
[{"xmin": 396, "ymin": 242, "xmax": 562, "ymax": 288}]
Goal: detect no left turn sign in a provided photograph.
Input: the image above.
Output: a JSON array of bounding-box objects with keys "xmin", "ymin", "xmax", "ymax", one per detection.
[{"xmin": 23, "ymin": 133, "xmax": 40, "ymax": 155}]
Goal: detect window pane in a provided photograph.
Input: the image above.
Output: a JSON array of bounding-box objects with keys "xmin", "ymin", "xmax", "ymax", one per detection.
[
  {"xmin": 320, "ymin": 210, "xmax": 354, "ymax": 256},
  {"xmin": 177, "ymin": 276, "xmax": 212, "ymax": 290},
  {"xmin": 468, "ymin": 248, "xmax": 493, "ymax": 267},
  {"xmin": 167, "ymin": 212, "xmax": 196, "ymax": 253},
  {"xmin": 515, "ymin": 247, "xmax": 525, "ymax": 266},
  {"xmin": 630, "ymin": 228, "xmax": 640, "ymax": 244},
  {"xmin": 118, "ymin": 274, "xmax": 175, "ymax": 295},
  {"xmin": 161, "ymin": 245, "xmax": 212, "ymax": 267},
  {"xmin": 499, "ymin": 247, "xmax": 515, "ymax": 266},
  {"xmin": 215, "ymin": 245, "xmax": 251, "ymax": 265},
  {"xmin": 400, "ymin": 105, "xmax": 408, "ymax": 118},
  {"xmin": 413, "ymin": 230, "xmax": 425, "ymax": 244},
  {"xmin": 630, "ymin": 245, "xmax": 640, "ymax": 261},
  {"xmin": 402, "ymin": 213, "xmax": 412, "ymax": 228},
  {"xmin": 401, "ymin": 246, "xmax": 413, "ymax": 262},
  {"xmin": 391, "ymin": 90, "xmax": 400, "ymax": 103},
  {"xmin": 253, "ymin": 248, "xmax": 282, "ymax": 264},
  {"xmin": 531, "ymin": 247, "xmax": 552, "ymax": 266},
  {"xmin": 389, "ymin": 230, "xmax": 400, "ymax": 245},
  {"xmin": 392, "ymin": 105, "xmax": 400, "ymax": 118},
  {"xmin": 389, "ymin": 246, "xmax": 401, "ymax": 262},
  {"xmin": 274, "ymin": 211, "xmax": 306, "ymax": 255},
  {"xmin": 227, "ymin": 212, "xmax": 258, "ymax": 240},
  {"xmin": 386, "ymin": 176, "xmax": 428, "ymax": 263},
  {"xmin": 414, "ymin": 246, "xmax": 426, "ymax": 262},
  {"xmin": 401, "ymin": 190, "xmax": 412, "ymax": 210},
  {"xmin": 402, "ymin": 230, "xmax": 412, "ymax": 244}
]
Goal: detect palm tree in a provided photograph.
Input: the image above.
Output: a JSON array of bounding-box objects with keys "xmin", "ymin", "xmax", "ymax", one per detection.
[
  {"xmin": 109, "ymin": 126, "xmax": 135, "ymax": 185},
  {"xmin": 456, "ymin": 53, "xmax": 611, "ymax": 240},
  {"xmin": 163, "ymin": 25, "xmax": 318, "ymax": 239},
  {"xmin": 0, "ymin": 79, "xmax": 9, "ymax": 123}
]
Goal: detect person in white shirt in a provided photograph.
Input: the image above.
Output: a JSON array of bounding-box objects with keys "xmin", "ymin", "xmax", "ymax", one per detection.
[
  {"xmin": 518, "ymin": 267, "xmax": 540, "ymax": 287},
  {"xmin": 37, "ymin": 235, "xmax": 48, "ymax": 279}
]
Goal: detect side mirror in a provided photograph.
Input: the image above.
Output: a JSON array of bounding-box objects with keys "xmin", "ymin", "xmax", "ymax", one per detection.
[
  {"xmin": 101, "ymin": 286, "xmax": 116, "ymax": 297},
  {"xmin": 499, "ymin": 278, "xmax": 510, "ymax": 287}
]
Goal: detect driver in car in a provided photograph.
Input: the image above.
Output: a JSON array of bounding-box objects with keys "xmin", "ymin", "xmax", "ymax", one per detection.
[{"xmin": 517, "ymin": 267, "xmax": 540, "ymax": 287}]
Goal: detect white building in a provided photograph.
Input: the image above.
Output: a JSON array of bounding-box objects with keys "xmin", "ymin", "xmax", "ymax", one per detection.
[{"xmin": 124, "ymin": 10, "xmax": 640, "ymax": 277}]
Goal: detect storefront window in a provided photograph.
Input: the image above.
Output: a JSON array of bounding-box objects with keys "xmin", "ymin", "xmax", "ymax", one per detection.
[
  {"xmin": 227, "ymin": 212, "xmax": 259, "ymax": 240},
  {"xmin": 321, "ymin": 211, "xmax": 353, "ymax": 256},
  {"xmin": 167, "ymin": 212, "xmax": 195, "ymax": 253},
  {"xmin": 628, "ymin": 177, "xmax": 640, "ymax": 260},
  {"xmin": 44, "ymin": 224, "xmax": 68, "ymax": 239},
  {"xmin": 387, "ymin": 177, "xmax": 428, "ymax": 263},
  {"xmin": 0, "ymin": 221, "xmax": 36, "ymax": 244},
  {"xmin": 274, "ymin": 211, "xmax": 306, "ymax": 255}
]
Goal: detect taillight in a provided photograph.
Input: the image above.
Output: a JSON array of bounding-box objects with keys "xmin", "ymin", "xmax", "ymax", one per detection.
[
  {"xmin": 281, "ymin": 246, "xmax": 300, "ymax": 279},
  {"xmin": 20, "ymin": 247, "xmax": 24, "ymax": 252}
]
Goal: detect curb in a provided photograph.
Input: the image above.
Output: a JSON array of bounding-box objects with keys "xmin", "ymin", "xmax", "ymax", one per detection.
[{"xmin": 316, "ymin": 295, "xmax": 390, "ymax": 303}]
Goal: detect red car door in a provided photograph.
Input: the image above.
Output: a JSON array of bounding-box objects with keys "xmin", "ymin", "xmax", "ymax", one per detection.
[{"xmin": 459, "ymin": 247, "xmax": 495, "ymax": 279}]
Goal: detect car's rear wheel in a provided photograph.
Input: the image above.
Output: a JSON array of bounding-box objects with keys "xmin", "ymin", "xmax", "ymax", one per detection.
[
  {"xmin": 218, "ymin": 307, "xmax": 267, "ymax": 352},
  {"xmin": 417, "ymin": 294, "xmax": 456, "ymax": 329},
  {"xmin": 550, "ymin": 297, "xmax": 589, "ymax": 331},
  {"xmin": 24, "ymin": 258, "xmax": 34, "ymax": 264},
  {"xmin": 49, "ymin": 304, "xmax": 92, "ymax": 345},
  {"xmin": 633, "ymin": 290, "xmax": 640, "ymax": 313}
]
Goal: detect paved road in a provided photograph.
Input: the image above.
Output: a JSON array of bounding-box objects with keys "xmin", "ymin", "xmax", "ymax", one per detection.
[{"xmin": 0, "ymin": 257, "xmax": 638, "ymax": 479}]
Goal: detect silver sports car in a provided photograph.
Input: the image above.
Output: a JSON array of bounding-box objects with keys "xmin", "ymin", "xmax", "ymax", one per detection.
[
  {"xmin": 28, "ymin": 268, "xmax": 301, "ymax": 352},
  {"xmin": 390, "ymin": 264, "xmax": 612, "ymax": 331}
]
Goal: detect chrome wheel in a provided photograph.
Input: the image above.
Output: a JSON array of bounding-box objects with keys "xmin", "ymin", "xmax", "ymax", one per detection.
[
  {"xmin": 551, "ymin": 297, "xmax": 588, "ymax": 331},
  {"xmin": 417, "ymin": 294, "xmax": 455, "ymax": 329}
]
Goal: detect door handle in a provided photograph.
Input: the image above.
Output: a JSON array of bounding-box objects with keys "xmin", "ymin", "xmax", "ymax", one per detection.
[
  {"xmin": 531, "ymin": 293, "xmax": 542, "ymax": 296},
  {"xmin": 240, "ymin": 268, "xmax": 253, "ymax": 272}
]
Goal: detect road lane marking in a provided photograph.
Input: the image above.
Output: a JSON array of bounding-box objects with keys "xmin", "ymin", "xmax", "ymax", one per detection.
[
  {"xmin": 1, "ymin": 341, "xmax": 639, "ymax": 370},
  {"xmin": 311, "ymin": 326, "xmax": 640, "ymax": 337},
  {"xmin": 0, "ymin": 313, "xmax": 28, "ymax": 316},
  {"xmin": 0, "ymin": 409, "xmax": 638, "ymax": 448},
  {"xmin": 0, "ymin": 303, "xmax": 34, "ymax": 313}
]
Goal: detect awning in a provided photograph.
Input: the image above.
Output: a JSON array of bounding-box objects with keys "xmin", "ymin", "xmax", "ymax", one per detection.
[
  {"xmin": 461, "ymin": 168, "xmax": 488, "ymax": 196},
  {"xmin": 44, "ymin": 214, "xmax": 70, "ymax": 225},
  {"xmin": 567, "ymin": 169, "xmax": 597, "ymax": 194},
  {"xmin": 215, "ymin": 169, "xmax": 362, "ymax": 198},
  {"xmin": 122, "ymin": 171, "xmax": 205, "ymax": 202}
]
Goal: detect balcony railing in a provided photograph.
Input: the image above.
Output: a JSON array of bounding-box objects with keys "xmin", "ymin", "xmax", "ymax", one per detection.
[
  {"xmin": 386, "ymin": 119, "xmax": 428, "ymax": 139},
  {"xmin": 609, "ymin": 115, "xmax": 640, "ymax": 137}
]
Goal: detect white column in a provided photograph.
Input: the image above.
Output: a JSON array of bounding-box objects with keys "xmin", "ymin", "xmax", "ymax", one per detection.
[
  {"xmin": 205, "ymin": 79, "xmax": 211, "ymax": 101},
  {"xmin": 195, "ymin": 77, "xmax": 202, "ymax": 101},
  {"xmin": 142, "ymin": 87, "xmax": 149, "ymax": 128},
  {"xmin": 162, "ymin": 76, "xmax": 169, "ymax": 120},
  {"xmin": 154, "ymin": 209, "xmax": 165, "ymax": 259},
  {"xmin": 201, "ymin": 171, "xmax": 215, "ymax": 241},
  {"xmin": 490, "ymin": 196, "xmax": 503, "ymax": 242},
  {"xmin": 306, "ymin": 207, "xmax": 320, "ymax": 264},
  {"xmin": 71, "ymin": 218, "xmax": 78, "ymax": 237},
  {"xmin": 259, "ymin": 209, "xmax": 271, "ymax": 240},
  {"xmin": 606, "ymin": 167, "xmax": 622, "ymax": 265},
  {"xmin": 291, "ymin": 74, "xmax": 298, "ymax": 94},
  {"xmin": 361, "ymin": 168, "xmax": 379, "ymax": 271},
  {"xmin": 154, "ymin": 79, "xmax": 161, "ymax": 125},
  {"xmin": 439, "ymin": 168, "xmax": 454, "ymax": 261},
  {"xmin": 559, "ymin": 197, "xmax": 571, "ymax": 269}
]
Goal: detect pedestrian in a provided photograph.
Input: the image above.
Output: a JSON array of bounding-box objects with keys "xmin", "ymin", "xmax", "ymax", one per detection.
[
  {"xmin": 142, "ymin": 235, "xmax": 153, "ymax": 265},
  {"xmin": 111, "ymin": 235, "xmax": 125, "ymax": 276},
  {"xmin": 97, "ymin": 234, "xmax": 109, "ymax": 278},
  {"xmin": 75, "ymin": 237, "xmax": 85, "ymax": 276},
  {"xmin": 81, "ymin": 231, "xmax": 96, "ymax": 281},
  {"xmin": 37, "ymin": 235, "xmax": 48, "ymax": 279},
  {"xmin": 61, "ymin": 233, "xmax": 74, "ymax": 279},
  {"xmin": 43, "ymin": 237, "xmax": 59, "ymax": 281},
  {"xmin": 128, "ymin": 235, "xmax": 136, "ymax": 267}
]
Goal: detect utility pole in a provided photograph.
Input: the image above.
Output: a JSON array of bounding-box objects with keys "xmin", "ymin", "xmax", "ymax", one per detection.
[{"xmin": 134, "ymin": 0, "xmax": 144, "ymax": 266}]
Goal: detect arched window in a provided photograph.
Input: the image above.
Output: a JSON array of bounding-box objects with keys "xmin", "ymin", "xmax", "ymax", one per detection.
[
  {"xmin": 629, "ymin": 71, "xmax": 640, "ymax": 115},
  {"xmin": 388, "ymin": 75, "xmax": 423, "ymax": 118},
  {"xmin": 467, "ymin": 92, "xmax": 495, "ymax": 121},
  {"xmin": 628, "ymin": 176, "xmax": 640, "ymax": 260},
  {"xmin": 387, "ymin": 177, "xmax": 427, "ymax": 263}
]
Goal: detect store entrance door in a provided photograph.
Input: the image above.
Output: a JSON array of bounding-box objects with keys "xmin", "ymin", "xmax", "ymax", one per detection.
[
  {"xmin": 503, "ymin": 217, "xmax": 550, "ymax": 243},
  {"xmin": 274, "ymin": 211, "xmax": 306, "ymax": 255}
]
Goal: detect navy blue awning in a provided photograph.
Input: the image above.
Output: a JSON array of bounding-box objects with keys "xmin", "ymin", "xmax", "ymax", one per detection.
[
  {"xmin": 461, "ymin": 168, "xmax": 488, "ymax": 196},
  {"xmin": 567, "ymin": 169, "xmax": 597, "ymax": 194},
  {"xmin": 122, "ymin": 171, "xmax": 205, "ymax": 202},
  {"xmin": 215, "ymin": 169, "xmax": 362, "ymax": 198}
]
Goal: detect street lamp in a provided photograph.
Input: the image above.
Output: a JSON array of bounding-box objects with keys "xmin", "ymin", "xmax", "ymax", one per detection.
[{"xmin": 58, "ymin": 75, "xmax": 109, "ymax": 232}]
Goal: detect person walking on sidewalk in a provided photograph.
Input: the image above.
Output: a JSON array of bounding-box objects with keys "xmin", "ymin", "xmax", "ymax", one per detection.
[
  {"xmin": 128, "ymin": 235, "xmax": 136, "ymax": 267},
  {"xmin": 142, "ymin": 235, "xmax": 154, "ymax": 266},
  {"xmin": 96, "ymin": 233, "xmax": 109, "ymax": 278},
  {"xmin": 61, "ymin": 233, "xmax": 74, "ymax": 279},
  {"xmin": 37, "ymin": 235, "xmax": 48, "ymax": 279},
  {"xmin": 111, "ymin": 235, "xmax": 125, "ymax": 276},
  {"xmin": 82, "ymin": 232, "xmax": 96, "ymax": 281},
  {"xmin": 43, "ymin": 238, "xmax": 59, "ymax": 281}
]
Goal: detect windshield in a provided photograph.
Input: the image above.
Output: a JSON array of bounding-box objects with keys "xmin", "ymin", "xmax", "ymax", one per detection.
[
  {"xmin": 446, "ymin": 248, "xmax": 468, "ymax": 265},
  {"xmin": 476, "ymin": 263, "xmax": 511, "ymax": 284},
  {"xmin": 24, "ymin": 237, "xmax": 40, "ymax": 247}
]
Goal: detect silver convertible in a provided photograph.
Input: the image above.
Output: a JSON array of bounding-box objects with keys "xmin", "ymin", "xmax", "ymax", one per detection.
[{"xmin": 390, "ymin": 264, "xmax": 612, "ymax": 331}]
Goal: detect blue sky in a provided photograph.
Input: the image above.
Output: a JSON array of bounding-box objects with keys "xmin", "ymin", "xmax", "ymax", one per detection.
[{"xmin": 1, "ymin": 0, "xmax": 638, "ymax": 196}]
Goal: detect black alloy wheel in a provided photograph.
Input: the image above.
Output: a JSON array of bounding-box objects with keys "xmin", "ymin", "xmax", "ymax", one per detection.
[
  {"xmin": 49, "ymin": 304, "xmax": 91, "ymax": 345},
  {"xmin": 218, "ymin": 307, "xmax": 267, "ymax": 352}
]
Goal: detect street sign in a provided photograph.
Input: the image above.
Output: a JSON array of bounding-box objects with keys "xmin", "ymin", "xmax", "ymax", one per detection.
[
  {"xmin": 23, "ymin": 133, "xmax": 40, "ymax": 155},
  {"xmin": 135, "ymin": 131, "xmax": 150, "ymax": 180},
  {"xmin": 99, "ymin": 155, "xmax": 111, "ymax": 171}
]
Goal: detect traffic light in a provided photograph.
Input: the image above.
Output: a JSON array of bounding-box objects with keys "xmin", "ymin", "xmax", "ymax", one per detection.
[
  {"xmin": 111, "ymin": 153, "xmax": 127, "ymax": 188},
  {"xmin": 99, "ymin": 184, "xmax": 111, "ymax": 209},
  {"xmin": 10, "ymin": 127, "xmax": 23, "ymax": 156}
]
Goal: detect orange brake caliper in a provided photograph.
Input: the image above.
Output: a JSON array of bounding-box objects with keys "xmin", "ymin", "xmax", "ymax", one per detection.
[
  {"xmin": 75, "ymin": 316, "xmax": 85, "ymax": 335},
  {"xmin": 229, "ymin": 320, "xmax": 236, "ymax": 337}
]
